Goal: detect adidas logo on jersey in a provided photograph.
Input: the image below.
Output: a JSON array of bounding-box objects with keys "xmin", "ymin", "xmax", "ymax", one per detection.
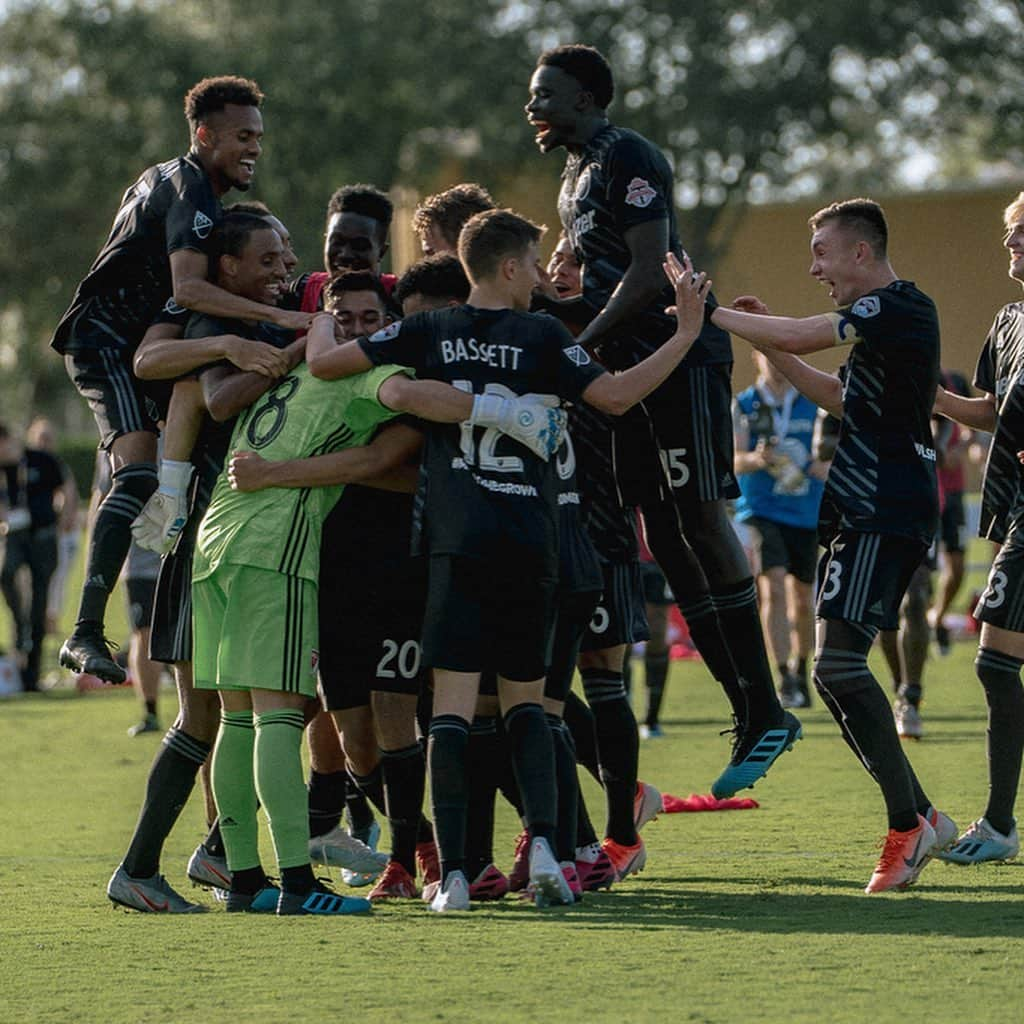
[{"xmin": 192, "ymin": 211, "xmax": 214, "ymax": 239}]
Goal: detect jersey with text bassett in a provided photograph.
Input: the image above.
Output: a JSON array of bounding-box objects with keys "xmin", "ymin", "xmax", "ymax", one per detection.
[
  {"xmin": 357, "ymin": 306, "xmax": 605, "ymax": 563},
  {"xmin": 820, "ymin": 281, "xmax": 940, "ymax": 544},
  {"xmin": 557, "ymin": 124, "xmax": 730, "ymax": 371},
  {"xmin": 53, "ymin": 154, "xmax": 222, "ymax": 354},
  {"xmin": 974, "ymin": 302, "xmax": 1024, "ymax": 544},
  {"xmin": 193, "ymin": 362, "xmax": 406, "ymax": 583}
]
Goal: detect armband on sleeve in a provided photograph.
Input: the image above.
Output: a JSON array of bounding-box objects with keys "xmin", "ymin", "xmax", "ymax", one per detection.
[{"xmin": 825, "ymin": 312, "xmax": 863, "ymax": 347}]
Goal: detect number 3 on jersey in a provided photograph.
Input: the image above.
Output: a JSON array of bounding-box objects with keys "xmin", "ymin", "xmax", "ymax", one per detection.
[{"xmin": 820, "ymin": 558, "xmax": 843, "ymax": 602}]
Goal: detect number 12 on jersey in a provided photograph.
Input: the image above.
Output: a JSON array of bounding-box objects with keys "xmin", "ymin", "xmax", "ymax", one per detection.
[{"xmin": 453, "ymin": 381, "xmax": 524, "ymax": 474}]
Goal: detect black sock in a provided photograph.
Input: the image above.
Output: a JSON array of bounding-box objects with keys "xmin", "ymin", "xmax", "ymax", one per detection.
[
  {"xmin": 230, "ymin": 865, "xmax": 268, "ymax": 896},
  {"xmin": 76, "ymin": 463, "xmax": 158, "ymax": 627},
  {"xmin": 307, "ymin": 769, "xmax": 347, "ymax": 839},
  {"xmin": 380, "ymin": 743, "xmax": 426, "ymax": 876},
  {"xmin": 644, "ymin": 649, "xmax": 670, "ymax": 727},
  {"xmin": 344, "ymin": 774, "xmax": 376, "ymax": 835},
  {"xmin": 122, "ymin": 728, "xmax": 210, "ymax": 878},
  {"xmin": 563, "ymin": 690, "xmax": 601, "ymax": 782},
  {"xmin": 679, "ymin": 595, "xmax": 747, "ymax": 724},
  {"xmin": 204, "ymin": 819, "xmax": 225, "ymax": 859},
  {"xmin": 976, "ymin": 648, "xmax": 1024, "ymax": 836},
  {"xmin": 576, "ymin": 788, "xmax": 599, "ymax": 849},
  {"xmin": 548, "ymin": 714, "xmax": 580, "ymax": 862},
  {"xmin": 494, "ymin": 715, "xmax": 524, "ymax": 816},
  {"xmin": 428, "ymin": 714, "xmax": 470, "ymax": 881},
  {"xmin": 621, "ymin": 652, "xmax": 633, "ymax": 698},
  {"xmin": 580, "ymin": 667, "xmax": 639, "ymax": 846},
  {"xmin": 503, "ymin": 702, "xmax": 556, "ymax": 848},
  {"xmin": 144, "ymin": 699, "xmax": 157, "ymax": 717},
  {"xmin": 464, "ymin": 716, "xmax": 501, "ymax": 879},
  {"xmin": 796, "ymin": 657, "xmax": 808, "ymax": 682},
  {"xmin": 281, "ymin": 863, "xmax": 315, "ymax": 895},
  {"xmin": 712, "ymin": 579, "xmax": 783, "ymax": 728},
  {"xmin": 351, "ymin": 764, "xmax": 386, "ymax": 815}
]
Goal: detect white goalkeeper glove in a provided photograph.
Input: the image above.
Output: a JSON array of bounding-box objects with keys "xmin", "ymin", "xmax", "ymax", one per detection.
[
  {"xmin": 131, "ymin": 462, "xmax": 194, "ymax": 554},
  {"xmin": 469, "ymin": 392, "xmax": 567, "ymax": 462}
]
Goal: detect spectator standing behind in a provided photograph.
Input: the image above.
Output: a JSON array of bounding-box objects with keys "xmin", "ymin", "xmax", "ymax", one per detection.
[
  {"xmin": 0, "ymin": 422, "xmax": 74, "ymax": 691},
  {"xmin": 733, "ymin": 350, "xmax": 826, "ymax": 708}
]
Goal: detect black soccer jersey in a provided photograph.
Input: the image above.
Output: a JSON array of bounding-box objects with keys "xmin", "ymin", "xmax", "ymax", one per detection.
[
  {"xmin": 557, "ymin": 124, "xmax": 730, "ymax": 371},
  {"xmin": 820, "ymin": 280, "xmax": 940, "ymax": 544},
  {"xmin": 555, "ymin": 433, "xmax": 604, "ymax": 594},
  {"xmin": 974, "ymin": 301, "xmax": 1024, "ymax": 543},
  {"xmin": 356, "ymin": 305, "xmax": 605, "ymax": 562},
  {"xmin": 0, "ymin": 450, "xmax": 66, "ymax": 531},
  {"xmin": 52, "ymin": 153, "xmax": 221, "ymax": 354}
]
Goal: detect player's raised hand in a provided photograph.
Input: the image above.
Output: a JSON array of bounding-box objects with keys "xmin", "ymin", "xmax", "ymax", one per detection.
[
  {"xmin": 732, "ymin": 295, "xmax": 770, "ymax": 315},
  {"xmin": 662, "ymin": 251, "xmax": 711, "ymax": 335},
  {"xmin": 273, "ymin": 308, "xmax": 317, "ymax": 333},
  {"xmin": 228, "ymin": 449, "xmax": 272, "ymax": 491},
  {"xmin": 225, "ymin": 338, "xmax": 291, "ymax": 378}
]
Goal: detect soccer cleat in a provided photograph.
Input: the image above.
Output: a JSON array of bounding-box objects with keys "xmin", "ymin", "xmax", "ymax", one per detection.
[
  {"xmin": 508, "ymin": 828, "xmax": 531, "ymax": 892},
  {"xmin": 528, "ymin": 837, "xmax": 574, "ymax": 907},
  {"xmin": 127, "ymin": 713, "xmax": 160, "ymax": 737},
  {"xmin": 638, "ymin": 723, "xmax": 664, "ymax": 740},
  {"xmin": 926, "ymin": 807, "xmax": 959, "ymax": 854},
  {"xmin": 340, "ymin": 820, "xmax": 385, "ymax": 886},
  {"xmin": 368, "ymin": 861, "xmax": 420, "ymax": 901},
  {"xmin": 186, "ymin": 843, "xmax": 231, "ymax": 891},
  {"xmin": 779, "ymin": 671, "xmax": 808, "ymax": 709},
  {"xmin": 225, "ymin": 885, "xmax": 280, "ymax": 913},
  {"xmin": 938, "ymin": 817, "xmax": 1020, "ymax": 865},
  {"xmin": 601, "ymin": 837, "xmax": 647, "ymax": 882},
  {"xmin": 864, "ymin": 815, "xmax": 937, "ymax": 893},
  {"xmin": 634, "ymin": 781, "xmax": 663, "ymax": 831},
  {"xmin": 468, "ymin": 863, "xmax": 510, "ymax": 901},
  {"xmin": 416, "ymin": 838, "xmax": 441, "ymax": 887},
  {"xmin": 428, "ymin": 870, "xmax": 471, "ymax": 913},
  {"xmin": 60, "ymin": 629, "xmax": 126, "ymax": 685},
  {"xmin": 894, "ymin": 698, "xmax": 924, "ymax": 740},
  {"xmin": 107, "ymin": 864, "xmax": 206, "ymax": 913},
  {"xmin": 560, "ymin": 862, "xmax": 583, "ymax": 903},
  {"xmin": 277, "ymin": 880, "xmax": 373, "ymax": 916},
  {"xmin": 309, "ymin": 825, "xmax": 388, "ymax": 875},
  {"xmin": 711, "ymin": 711, "xmax": 802, "ymax": 798},
  {"xmin": 576, "ymin": 850, "xmax": 616, "ymax": 892}
]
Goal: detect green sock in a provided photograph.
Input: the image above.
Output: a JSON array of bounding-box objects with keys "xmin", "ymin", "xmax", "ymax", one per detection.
[
  {"xmin": 254, "ymin": 708, "xmax": 310, "ymax": 870},
  {"xmin": 211, "ymin": 710, "xmax": 260, "ymax": 872}
]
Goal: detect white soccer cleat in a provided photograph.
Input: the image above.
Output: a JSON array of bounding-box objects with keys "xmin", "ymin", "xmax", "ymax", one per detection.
[
  {"xmin": 894, "ymin": 698, "xmax": 923, "ymax": 740},
  {"xmin": 428, "ymin": 870, "xmax": 471, "ymax": 913},
  {"xmin": 131, "ymin": 490, "xmax": 190, "ymax": 554},
  {"xmin": 107, "ymin": 864, "xmax": 206, "ymax": 913},
  {"xmin": 527, "ymin": 836, "xmax": 574, "ymax": 908},
  {"xmin": 309, "ymin": 824, "xmax": 388, "ymax": 876},
  {"xmin": 634, "ymin": 781, "xmax": 663, "ymax": 831},
  {"xmin": 938, "ymin": 817, "xmax": 1020, "ymax": 865},
  {"xmin": 926, "ymin": 808, "xmax": 958, "ymax": 854}
]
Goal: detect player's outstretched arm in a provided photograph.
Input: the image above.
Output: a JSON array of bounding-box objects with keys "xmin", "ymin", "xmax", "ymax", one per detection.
[
  {"xmin": 169, "ymin": 249, "xmax": 312, "ymax": 332},
  {"xmin": 134, "ymin": 322, "xmax": 290, "ymax": 381},
  {"xmin": 710, "ymin": 301, "xmax": 838, "ymax": 355},
  {"xmin": 933, "ymin": 387, "xmax": 997, "ymax": 431},
  {"xmin": 580, "ymin": 251, "xmax": 707, "ymax": 416},
  {"xmin": 228, "ymin": 422, "xmax": 423, "ymax": 494}
]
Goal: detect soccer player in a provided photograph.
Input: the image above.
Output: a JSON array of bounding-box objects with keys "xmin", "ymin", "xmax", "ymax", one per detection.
[
  {"xmin": 304, "ymin": 207, "xmax": 710, "ymax": 911},
  {"xmin": 525, "ymin": 44, "xmax": 799, "ymax": 800},
  {"xmin": 931, "ymin": 192, "xmax": 1024, "ymax": 864},
  {"xmin": 53, "ymin": 76, "xmax": 309, "ymax": 684},
  {"xmin": 107, "ymin": 211, "xmax": 305, "ymax": 913},
  {"xmin": 704, "ymin": 198, "xmax": 956, "ymax": 892},
  {"xmin": 733, "ymin": 349, "xmax": 825, "ymax": 709},
  {"xmin": 412, "ymin": 183, "xmax": 496, "ymax": 257}
]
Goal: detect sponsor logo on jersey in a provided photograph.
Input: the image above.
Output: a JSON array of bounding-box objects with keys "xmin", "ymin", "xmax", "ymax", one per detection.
[
  {"xmin": 625, "ymin": 177, "xmax": 658, "ymax": 209},
  {"xmin": 192, "ymin": 210, "xmax": 214, "ymax": 239},
  {"xmin": 163, "ymin": 298, "xmax": 187, "ymax": 315},
  {"xmin": 563, "ymin": 344, "xmax": 591, "ymax": 367},
  {"xmin": 850, "ymin": 295, "xmax": 881, "ymax": 318},
  {"xmin": 571, "ymin": 209, "xmax": 596, "ymax": 239},
  {"xmin": 369, "ymin": 322, "xmax": 402, "ymax": 342}
]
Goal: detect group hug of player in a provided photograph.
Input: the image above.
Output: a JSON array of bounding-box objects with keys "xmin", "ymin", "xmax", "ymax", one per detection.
[{"xmin": 53, "ymin": 44, "xmax": 1024, "ymax": 917}]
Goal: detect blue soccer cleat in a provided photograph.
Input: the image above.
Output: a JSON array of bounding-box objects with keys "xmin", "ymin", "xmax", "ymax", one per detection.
[
  {"xmin": 938, "ymin": 817, "xmax": 1019, "ymax": 865},
  {"xmin": 711, "ymin": 711, "xmax": 802, "ymax": 798},
  {"xmin": 276, "ymin": 880, "xmax": 373, "ymax": 916}
]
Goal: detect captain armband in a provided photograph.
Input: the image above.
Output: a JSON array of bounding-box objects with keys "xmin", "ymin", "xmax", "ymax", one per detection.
[{"xmin": 825, "ymin": 312, "xmax": 863, "ymax": 347}]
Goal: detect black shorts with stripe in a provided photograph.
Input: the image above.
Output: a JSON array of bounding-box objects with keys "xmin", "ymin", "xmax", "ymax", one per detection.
[
  {"xmin": 613, "ymin": 363, "xmax": 740, "ymax": 508},
  {"xmin": 816, "ymin": 530, "xmax": 928, "ymax": 631},
  {"xmin": 940, "ymin": 490, "xmax": 967, "ymax": 555},
  {"xmin": 64, "ymin": 348, "xmax": 167, "ymax": 450},
  {"xmin": 976, "ymin": 537, "xmax": 1024, "ymax": 634},
  {"xmin": 580, "ymin": 558, "xmax": 650, "ymax": 652},
  {"xmin": 318, "ymin": 557, "xmax": 428, "ymax": 712}
]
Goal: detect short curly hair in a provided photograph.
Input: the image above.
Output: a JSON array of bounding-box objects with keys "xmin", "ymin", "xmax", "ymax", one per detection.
[
  {"xmin": 395, "ymin": 255, "xmax": 470, "ymax": 307},
  {"xmin": 326, "ymin": 184, "xmax": 394, "ymax": 230},
  {"xmin": 537, "ymin": 45, "xmax": 614, "ymax": 110},
  {"xmin": 184, "ymin": 76, "xmax": 263, "ymax": 129},
  {"xmin": 412, "ymin": 183, "xmax": 496, "ymax": 250}
]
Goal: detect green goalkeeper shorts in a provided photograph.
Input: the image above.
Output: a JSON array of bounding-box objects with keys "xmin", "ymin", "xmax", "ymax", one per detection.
[{"xmin": 193, "ymin": 564, "xmax": 319, "ymax": 697}]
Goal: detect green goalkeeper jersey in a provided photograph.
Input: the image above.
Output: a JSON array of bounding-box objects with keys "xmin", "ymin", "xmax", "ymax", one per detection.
[{"xmin": 193, "ymin": 361, "xmax": 407, "ymax": 584}]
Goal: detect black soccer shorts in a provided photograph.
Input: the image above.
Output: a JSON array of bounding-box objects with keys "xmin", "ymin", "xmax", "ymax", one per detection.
[
  {"xmin": 975, "ymin": 537, "xmax": 1024, "ymax": 634},
  {"xmin": 816, "ymin": 530, "xmax": 928, "ymax": 631},
  {"xmin": 940, "ymin": 491, "xmax": 967, "ymax": 555},
  {"xmin": 580, "ymin": 558, "xmax": 650, "ymax": 652},
  {"xmin": 745, "ymin": 516, "xmax": 819, "ymax": 584}
]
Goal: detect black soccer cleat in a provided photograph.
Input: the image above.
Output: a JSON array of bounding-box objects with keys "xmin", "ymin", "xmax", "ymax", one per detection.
[{"xmin": 59, "ymin": 628, "xmax": 127, "ymax": 684}]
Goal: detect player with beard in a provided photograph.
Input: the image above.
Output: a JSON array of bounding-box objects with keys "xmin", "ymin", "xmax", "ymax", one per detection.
[
  {"xmin": 526, "ymin": 46, "xmax": 799, "ymax": 802},
  {"xmin": 705, "ymin": 198, "xmax": 956, "ymax": 892},
  {"xmin": 412, "ymin": 184, "xmax": 496, "ymax": 257},
  {"xmin": 54, "ymin": 77, "xmax": 311, "ymax": 685},
  {"xmin": 932, "ymin": 192, "xmax": 1024, "ymax": 864},
  {"xmin": 305, "ymin": 208, "xmax": 710, "ymax": 911}
]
